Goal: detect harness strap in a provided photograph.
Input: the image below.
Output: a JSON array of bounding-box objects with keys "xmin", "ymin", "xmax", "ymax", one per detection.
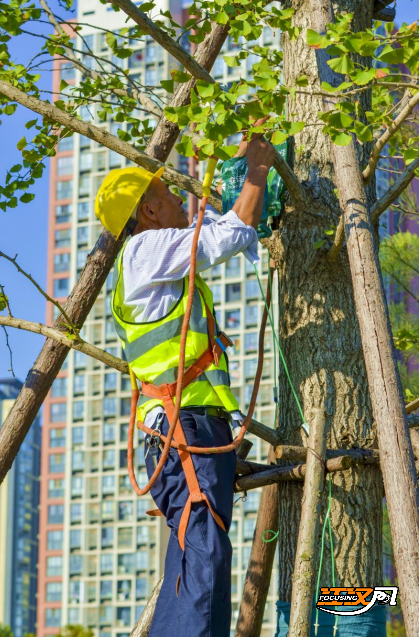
[{"xmin": 141, "ymin": 329, "xmax": 230, "ymax": 550}]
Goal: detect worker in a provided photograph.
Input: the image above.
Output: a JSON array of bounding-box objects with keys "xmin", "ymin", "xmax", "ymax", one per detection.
[{"xmin": 95, "ymin": 135, "xmax": 275, "ymax": 637}]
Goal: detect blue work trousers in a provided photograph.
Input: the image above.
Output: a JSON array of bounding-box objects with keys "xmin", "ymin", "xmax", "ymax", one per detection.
[{"xmin": 144, "ymin": 410, "xmax": 237, "ymax": 637}]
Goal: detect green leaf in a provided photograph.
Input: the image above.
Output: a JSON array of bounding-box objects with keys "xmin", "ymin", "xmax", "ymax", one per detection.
[
  {"xmin": 160, "ymin": 79, "xmax": 174, "ymax": 93},
  {"xmin": 271, "ymin": 130, "xmax": 288, "ymax": 145},
  {"xmin": 0, "ymin": 292, "xmax": 8, "ymax": 312},
  {"xmin": 328, "ymin": 55, "xmax": 355, "ymax": 75},
  {"xmin": 20, "ymin": 192, "xmax": 35, "ymax": 203},
  {"xmin": 215, "ymin": 10, "xmax": 229, "ymax": 25},
  {"xmin": 175, "ymin": 136, "xmax": 195, "ymax": 157},
  {"xmin": 329, "ymin": 129, "xmax": 352, "ymax": 146},
  {"xmin": 321, "ymin": 80, "xmax": 353, "ymax": 93},
  {"xmin": 163, "ymin": 106, "xmax": 179, "ymax": 123},
  {"xmin": 59, "ymin": 78, "xmax": 68, "ymax": 92},
  {"xmin": 231, "ymin": 19, "xmax": 252, "ymax": 36},
  {"xmin": 314, "ymin": 239, "xmax": 326, "ymax": 249},
  {"xmin": 223, "ymin": 55, "xmax": 241, "ymax": 68},
  {"xmin": 328, "ymin": 111, "xmax": 353, "ymax": 129},
  {"xmin": 117, "ymin": 129, "xmax": 131, "ymax": 141},
  {"xmin": 16, "ymin": 136, "xmax": 27, "ymax": 150},
  {"xmin": 171, "ymin": 70, "xmax": 192, "ymax": 83},
  {"xmin": 352, "ymin": 67, "xmax": 376, "ymax": 86},
  {"xmin": 214, "ymin": 144, "xmax": 239, "ymax": 160},
  {"xmin": 196, "ymin": 81, "xmax": 215, "ymax": 98},
  {"xmin": 295, "ymin": 75, "xmax": 308, "ymax": 87},
  {"xmin": 306, "ymin": 29, "xmax": 323, "ymax": 48},
  {"xmin": 379, "ymin": 45, "xmax": 405, "ymax": 65},
  {"xmin": 25, "ymin": 119, "xmax": 38, "ymax": 129},
  {"xmin": 353, "ymin": 120, "xmax": 373, "ymax": 142},
  {"xmin": 9, "ymin": 164, "xmax": 21, "ymax": 173}
]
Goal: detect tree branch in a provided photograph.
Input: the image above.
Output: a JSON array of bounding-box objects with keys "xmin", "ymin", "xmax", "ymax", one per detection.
[
  {"xmin": 0, "ymin": 250, "xmax": 77, "ymax": 332},
  {"xmin": 328, "ymin": 157, "xmax": 419, "ymax": 261},
  {"xmin": 109, "ymin": 0, "xmax": 215, "ymax": 85},
  {"xmin": 363, "ymin": 91, "xmax": 419, "ymax": 184},
  {"xmin": 0, "ymin": 316, "xmax": 129, "ymax": 373},
  {"xmin": 39, "ymin": 0, "xmax": 162, "ymax": 119},
  {"xmin": 0, "ymin": 80, "xmax": 222, "ymax": 210}
]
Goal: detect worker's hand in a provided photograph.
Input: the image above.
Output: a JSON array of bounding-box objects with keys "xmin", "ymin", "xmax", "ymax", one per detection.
[
  {"xmin": 234, "ymin": 115, "xmax": 270, "ymax": 159},
  {"xmin": 246, "ymin": 136, "xmax": 276, "ymax": 173}
]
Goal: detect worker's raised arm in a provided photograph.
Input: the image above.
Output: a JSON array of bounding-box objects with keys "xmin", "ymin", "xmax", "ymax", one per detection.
[{"xmin": 231, "ymin": 137, "xmax": 276, "ymax": 229}]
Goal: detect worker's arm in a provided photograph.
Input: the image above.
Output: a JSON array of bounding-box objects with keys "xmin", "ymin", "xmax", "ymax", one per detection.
[{"xmin": 231, "ymin": 137, "xmax": 275, "ymax": 229}]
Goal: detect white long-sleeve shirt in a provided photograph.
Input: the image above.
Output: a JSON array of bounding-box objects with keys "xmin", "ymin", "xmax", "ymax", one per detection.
[{"xmin": 118, "ymin": 209, "xmax": 259, "ymax": 428}]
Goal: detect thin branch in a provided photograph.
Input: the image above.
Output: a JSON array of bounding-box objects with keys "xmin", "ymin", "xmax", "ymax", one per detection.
[
  {"xmin": 382, "ymin": 267, "xmax": 419, "ymax": 305},
  {"xmin": 0, "ymin": 80, "xmax": 222, "ymax": 210},
  {"xmin": 0, "ymin": 250, "xmax": 78, "ymax": 332},
  {"xmin": 328, "ymin": 157, "xmax": 419, "ymax": 261},
  {"xmin": 272, "ymin": 145, "xmax": 306, "ymax": 206},
  {"xmin": 109, "ymin": 0, "xmax": 215, "ymax": 84},
  {"xmin": 0, "ymin": 316, "xmax": 129, "ymax": 373},
  {"xmin": 372, "ymin": 158, "xmax": 419, "ymax": 224},
  {"xmin": 39, "ymin": 0, "xmax": 162, "ymax": 119},
  {"xmin": 1, "ymin": 325, "xmax": 15, "ymax": 377},
  {"xmin": 363, "ymin": 91, "xmax": 419, "ymax": 184}
]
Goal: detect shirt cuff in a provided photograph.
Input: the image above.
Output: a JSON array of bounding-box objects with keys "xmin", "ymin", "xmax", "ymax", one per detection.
[{"xmin": 227, "ymin": 210, "xmax": 259, "ymax": 265}]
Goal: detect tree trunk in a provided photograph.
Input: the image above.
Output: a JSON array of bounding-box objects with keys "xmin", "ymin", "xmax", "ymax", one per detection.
[
  {"xmin": 269, "ymin": 0, "xmax": 384, "ymax": 612},
  {"xmin": 0, "ymin": 23, "xmax": 230, "ymax": 486}
]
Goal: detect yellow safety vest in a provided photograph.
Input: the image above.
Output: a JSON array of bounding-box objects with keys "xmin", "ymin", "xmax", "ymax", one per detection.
[{"xmin": 111, "ymin": 241, "xmax": 239, "ymax": 423}]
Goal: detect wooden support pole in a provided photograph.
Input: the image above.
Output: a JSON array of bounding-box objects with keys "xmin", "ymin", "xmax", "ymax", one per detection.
[
  {"xmin": 236, "ymin": 439, "xmax": 254, "ymax": 460},
  {"xmin": 235, "ymin": 449, "xmax": 279, "ymax": 637},
  {"xmin": 275, "ymin": 445, "xmax": 379, "ymax": 463},
  {"xmin": 288, "ymin": 410, "xmax": 327, "ymax": 637},
  {"xmin": 247, "ymin": 418, "xmax": 281, "ymax": 447},
  {"xmin": 235, "ymin": 452, "xmax": 380, "ymax": 493}
]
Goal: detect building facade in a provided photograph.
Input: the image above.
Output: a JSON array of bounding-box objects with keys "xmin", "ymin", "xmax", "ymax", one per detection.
[
  {"xmin": 38, "ymin": 3, "xmax": 280, "ymax": 636},
  {"xmin": 0, "ymin": 378, "xmax": 41, "ymax": 637}
]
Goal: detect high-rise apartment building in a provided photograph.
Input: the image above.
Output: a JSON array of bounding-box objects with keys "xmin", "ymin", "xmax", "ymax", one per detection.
[
  {"xmin": 0, "ymin": 378, "xmax": 41, "ymax": 637},
  {"xmin": 38, "ymin": 2, "xmax": 280, "ymax": 636}
]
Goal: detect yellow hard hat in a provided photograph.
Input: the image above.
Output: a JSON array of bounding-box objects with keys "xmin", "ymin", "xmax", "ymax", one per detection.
[{"xmin": 95, "ymin": 165, "xmax": 165, "ymax": 239}]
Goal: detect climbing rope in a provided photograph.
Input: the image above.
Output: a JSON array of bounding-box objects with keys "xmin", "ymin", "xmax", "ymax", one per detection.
[{"xmin": 127, "ymin": 158, "xmax": 273, "ymax": 496}]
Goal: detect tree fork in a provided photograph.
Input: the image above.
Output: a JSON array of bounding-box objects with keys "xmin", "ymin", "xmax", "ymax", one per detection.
[
  {"xmin": 0, "ymin": 22, "xmax": 230, "ymax": 486},
  {"xmin": 313, "ymin": 1, "xmax": 419, "ymax": 634}
]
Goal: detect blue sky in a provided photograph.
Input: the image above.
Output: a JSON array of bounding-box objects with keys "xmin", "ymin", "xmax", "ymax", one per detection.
[{"xmin": 0, "ymin": 0, "xmax": 417, "ymax": 381}]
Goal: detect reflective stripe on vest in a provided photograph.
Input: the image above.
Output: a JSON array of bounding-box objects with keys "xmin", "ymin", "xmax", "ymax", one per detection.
[{"xmin": 111, "ymin": 241, "xmax": 239, "ymax": 422}]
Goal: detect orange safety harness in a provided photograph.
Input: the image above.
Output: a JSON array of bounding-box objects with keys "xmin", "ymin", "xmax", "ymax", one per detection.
[{"xmin": 127, "ymin": 158, "xmax": 272, "ymax": 550}]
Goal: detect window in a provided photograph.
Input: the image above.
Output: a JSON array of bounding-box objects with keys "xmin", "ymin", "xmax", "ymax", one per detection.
[
  {"xmin": 104, "ymin": 373, "xmax": 117, "ymax": 391},
  {"xmin": 49, "ymin": 427, "xmax": 66, "ymax": 448},
  {"xmin": 74, "ymin": 350, "xmax": 87, "ymax": 369},
  {"xmin": 145, "ymin": 68, "xmax": 157, "ymax": 85},
  {"xmin": 68, "ymin": 608, "xmax": 80, "ymax": 624},
  {"xmin": 104, "ymin": 397, "xmax": 117, "ymax": 417},
  {"xmin": 120, "ymin": 423, "xmax": 128, "ymax": 442},
  {"xmin": 119, "ymin": 501, "xmax": 133, "ymax": 522},
  {"xmin": 118, "ymin": 553, "xmax": 134, "ymax": 575},
  {"xmin": 212, "ymin": 284, "xmax": 222, "ymax": 304},
  {"xmin": 56, "ymin": 180, "xmax": 73, "ymax": 200},
  {"xmin": 70, "ymin": 529, "xmax": 81, "ymax": 549},
  {"xmin": 73, "ymin": 401, "xmax": 85, "ymax": 421},
  {"xmin": 57, "ymin": 155, "xmax": 74, "ymax": 176},
  {"xmin": 244, "ymin": 358, "xmax": 257, "ymax": 380},
  {"xmin": 137, "ymin": 526, "xmax": 150, "ymax": 545},
  {"xmin": 47, "ymin": 530, "xmax": 63, "ymax": 551},
  {"xmin": 54, "ymin": 252, "xmax": 70, "ymax": 273},
  {"xmin": 77, "ymin": 225, "xmax": 89, "ymax": 245},
  {"xmin": 72, "ymin": 451, "xmax": 84, "ymax": 471},
  {"xmin": 99, "ymin": 605, "xmax": 113, "ymax": 625},
  {"xmin": 48, "ymin": 479, "xmax": 65, "ymax": 499},
  {"xmin": 101, "ymin": 526, "xmax": 114, "ymax": 549},
  {"xmin": 245, "ymin": 279, "xmax": 259, "ymax": 299},
  {"xmin": 120, "ymin": 397, "xmax": 131, "ymax": 417},
  {"xmin": 212, "ymin": 57, "xmax": 224, "ymax": 78},
  {"xmin": 103, "ymin": 424, "xmax": 115, "ymax": 444},
  {"xmin": 226, "ymin": 257, "xmax": 241, "ymax": 278},
  {"xmin": 100, "ymin": 553, "xmax": 114, "ymax": 575},
  {"xmin": 136, "ymin": 577, "xmax": 148, "ymax": 599},
  {"xmin": 60, "ymin": 61, "xmax": 76, "ymax": 81},
  {"xmin": 50, "ymin": 402, "xmax": 67, "ymax": 423},
  {"xmin": 77, "ymin": 201, "xmax": 90, "ymax": 221},
  {"xmin": 225, "ymin": 309, "xmax": 241, "ymax": 329},
  {"xmin": 54, "ymin": 277, "xmax": 70, "ymax": 297},
  {"xmin": 55, "ymin": 203, "xmax": 73, "ymax": 223},
  {"xmin": 118, "ymin": 527, "xmax": 132, "ymax": 548},
  {"xmin": 243, "ymin": 518, "xmax": 256, "ymax": 540},
  {"xmin": 49, "ymin": 453, "xmax": 65, "ymax": 473},
  {"xmin": 73, "ymin": 374, "xmax": 85, "ymax": 395},
  {"xmin": 102, "ymin": 500, "xmax": 115, "ymax": 521},
  {"xmin": 229, "ymin": 360, "xmax": 240, "ymax": 383},
  {"xmin": 69, "ymin": 554, "xmax": 82, "ymax": 575},
  {"xmin": 103, "ymin": 449, "xmax": 115, "ymax": 469},
  {"xmin": 226, "ymin": 283, "xmax": 242, "ymax": 303},
  {"xmin": 46, "ymin": 582, "xmax": 62, "ymax": 602},
  {"xmin": 102, "ymin": 475, "xmax": 115, "ymax": 495},
  {"xmin": 244, "ymin": 491, "xmax": 260, "ymax": 513},
  {"xmin": 79, "ymin": 174, "xmax": 90, "ymax": 197},
  {"xmin": 100, "ymin": 580, "xmax": 113, "ymax": 601},
  {"xmin": 58, "ymin": 135, "xmax": 74, "ymax": 152},
  {"xmin": 244, "ymin": 332, "xmax": 258, "ymax": 353},
  {"xmin": 71, "ymin": 476, "xmax": 83, "ymax": 497},
  {"xmin": 117, "ymin": 607, "xmax": 131, "ymax": 627},
  {"xmin": 70, "ymin": 503, "xmax": 82, "ymax": 523},
  {"xmin": 129, "ymin": 50, "xmax": 144, "ymax": 68},
  {"xmin": 55, "ymin": 228, "xmax": 71, "ymax": 248},
  {"xmin": 77, "ymin": 248, "xmax": 89, "ymax": 271},
  {"xmin": 245, "ymin": 304, "xmax": 258, "ymax": 327},
  {"xmin": 109, "ymin": 150, "xmax": 122, "ymax": 168},
  {"xmin": 72, "ymin": 426, "xmax": 84, "ymax": 445},
  {"xmin": 47, "ymin": 556, "xmax": 63, "ymax": 577},
  {"xmin": 117, "ymin": 580, "xmax": 131, "ymax": 601},
  {"xmin": 136, "ymin": 551, "xmax": 148, "ymax": 571},
  {"xmin": 80, "ymin": 151, "xmax": 93, "ymax": 171},
  {"xmin": 45, "ymin": 608, "xmax": 62, "ymax": 628}
]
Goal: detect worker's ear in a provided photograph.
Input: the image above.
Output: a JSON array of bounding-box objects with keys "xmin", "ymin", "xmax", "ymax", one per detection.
[{"xmin": 139, "ymin": 201, "xmax": 155, "ymax": 221}]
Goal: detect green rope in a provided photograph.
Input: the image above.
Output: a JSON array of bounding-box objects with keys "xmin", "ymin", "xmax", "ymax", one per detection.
[
  {"xmin": 262, "ymin": 529, "xmax": 280, "ymax": 543},
  {"xmin": 267, "ymin": 261, "xmax": 279, "ymax": 429},
  {"xmin": 254, "ymin": 263, "xmax": 306, "ymax": 427}
]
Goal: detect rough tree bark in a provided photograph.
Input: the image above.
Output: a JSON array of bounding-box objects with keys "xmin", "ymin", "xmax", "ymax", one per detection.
[
  {"xmin": 266, "ymin": 0, "xmax": 385, "ymax": 624},
  {"xmin": 0, "ymin": 22, "xmax": 229, "ymax": 485}
]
